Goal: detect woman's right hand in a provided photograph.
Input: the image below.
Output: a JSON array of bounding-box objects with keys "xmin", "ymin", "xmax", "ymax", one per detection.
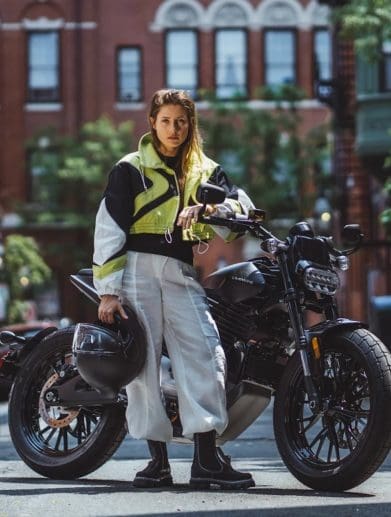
[{"xmin": 98, "ymin": 294, "xmax": 128, "ymax": 324}]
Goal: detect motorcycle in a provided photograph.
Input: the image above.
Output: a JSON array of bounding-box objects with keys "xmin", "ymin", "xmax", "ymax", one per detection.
[{"xmin": 1, "ymin": 183, "xmax": 391, "ymax": 492}]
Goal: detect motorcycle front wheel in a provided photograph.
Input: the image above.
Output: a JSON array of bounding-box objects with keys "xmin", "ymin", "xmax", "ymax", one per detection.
[
  {"xmin": 274, "ymin": 328, "xmax": 391, "ymax": 491},
  {"xmin": 8, "ymin": 327, "xmax": 127, "ymax": 479}
]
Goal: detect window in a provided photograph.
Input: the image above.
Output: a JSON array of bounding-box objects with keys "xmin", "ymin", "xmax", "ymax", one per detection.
[
  {"xmin": 264, "ymin": 30, "xmax": 296, "ymax": 87},
  {"xmin": 217, "ymin": 149, "xmax": 245, "ymax": 183},
  {"xmin": 314, "ymin": 29, "xmax": 332, "ymax": 81},
  {"xmin": 28, "ymin": 147, "xmax": 59, "ymax": 203},
  {"xmin": 215, "ymin": 29, "xmax": 247, "ymax": 99},
  {"xmin": 27, "ymin": 31, "xmax": 60, "ymax": 102},
  {"xmin": 381, "ymin": 42, "xmax": 391, "ymax": 92},
  {"xmin": 117, "ymin": 47, "xmax": 142, "ymax": 102},
  {"xmin": 166, "ymin": 30, "xmax": 198, "ymax": 96}
]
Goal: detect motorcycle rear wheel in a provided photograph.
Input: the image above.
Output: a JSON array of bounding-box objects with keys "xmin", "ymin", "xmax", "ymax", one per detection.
[
  {"xmin": 274, "ymin": 328, "xmax": 391, "ymax": 491},
  {"xmin": 8, "ymin": 327, "xmax": 127, "ymax": 479}
]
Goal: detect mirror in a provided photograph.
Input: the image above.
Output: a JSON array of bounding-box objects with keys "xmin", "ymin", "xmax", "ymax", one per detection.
[
  {"xmin": 342, "ymin": 224, "xmax": 363, "ymax": 244},
  {"xmin": 248, "ymin": 208, "xmax": 266, "ymax": 221},
  {"xmin": 196, "ymin": 182, "xmax": 226, "ymax": 205},
  {"xmin": 0, "ymin": 331, "xmax": 16, "ymax": 346}
]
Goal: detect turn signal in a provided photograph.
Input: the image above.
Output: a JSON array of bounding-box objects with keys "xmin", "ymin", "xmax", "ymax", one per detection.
[{"xmin": 311, "ymin": 336, "xmax": 321, "ymax": 360}]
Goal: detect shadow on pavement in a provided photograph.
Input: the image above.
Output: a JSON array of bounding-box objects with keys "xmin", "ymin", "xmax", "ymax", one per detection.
[
  {"xmin": 99, "ymin": 507, "xmax": 391, "ymax": 517},
  {"xmin": 0, "ymin": 477, "xmax": 374, "ymax": 499}
]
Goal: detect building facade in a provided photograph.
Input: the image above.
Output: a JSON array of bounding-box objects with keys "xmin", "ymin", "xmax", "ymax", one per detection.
[{"xmin": 0, "ymin": 0, "xmax": 333, "ymax": 320}]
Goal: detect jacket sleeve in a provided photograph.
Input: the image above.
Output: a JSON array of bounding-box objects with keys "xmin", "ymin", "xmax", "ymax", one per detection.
[
  {"xmin": 208, "ymin": 165, "xmax": 255, "ymax": 241},
  {"xmin": 92, "ymin": 163, "xmax": 133, "ymax": 297}
]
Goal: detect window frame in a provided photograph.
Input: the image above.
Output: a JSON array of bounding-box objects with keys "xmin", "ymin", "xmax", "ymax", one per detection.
[
  {"xmin": 26, "ymin": 146, "xmax": 60, "ymax": 203},
  {"xmin": 380, "ymin": 43, "xmax": 391, "ymax": 92},
  {"xmin": 214, "ymin": 27, "xmax": 248, "ymax": 100},
  {"xmin": 263, "ymin": 28, "xmax": 297, "ymax": 88},
  {"xmin": 116, "ymin": 46, "xmax": 143, "ymax": 103},
  {"xmin": 164, "ymin": 28, "xmax": 199, "ymax": 97},
  {"xmin": 26, "ymin": 30, "xmax": 61, "ymax": 103}
]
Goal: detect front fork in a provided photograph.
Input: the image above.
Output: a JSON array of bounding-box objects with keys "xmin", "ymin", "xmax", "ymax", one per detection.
[{"xmin": 277, "ymin": 251, "xmax": 321, "ymax": 411}]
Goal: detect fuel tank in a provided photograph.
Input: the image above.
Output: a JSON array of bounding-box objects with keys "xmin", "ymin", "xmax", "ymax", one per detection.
[{"xmin": 204, "ymin": 261, "xmax": 265, "ymax": 304}]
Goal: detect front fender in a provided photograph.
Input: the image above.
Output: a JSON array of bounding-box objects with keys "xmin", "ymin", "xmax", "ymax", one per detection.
[{"xmin": 307, "ymin": 318, "xmax": 368, "ymax": 340}]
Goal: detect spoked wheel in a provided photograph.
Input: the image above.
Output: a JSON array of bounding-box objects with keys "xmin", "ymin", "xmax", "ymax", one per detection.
[
  {"xmin": 8, "ymin": 328, "xmax": 127, "ymax": 479},
  {"xmin": 274, "ymin": 329, "xmax": 391, "ymax": 491}
]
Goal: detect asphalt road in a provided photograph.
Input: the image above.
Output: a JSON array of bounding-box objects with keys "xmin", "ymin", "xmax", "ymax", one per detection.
[{"xmin": 1, "ymin": 400, "xmax": 391, "ymax": 517}]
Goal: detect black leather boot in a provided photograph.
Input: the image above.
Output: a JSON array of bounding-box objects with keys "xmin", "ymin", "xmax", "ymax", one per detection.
[
  {"xmin": 133, "ymin": 440, "xmax": 173, "ymax": 488},
  {"xmin": 190, "ymin": 431, "xmax": 255, "ymax": 489}
]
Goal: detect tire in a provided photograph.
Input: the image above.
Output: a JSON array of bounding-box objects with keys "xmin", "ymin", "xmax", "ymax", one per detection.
[
  {"xmin": 8, "ymin": 327, "xmax": 127, "ymax": 479},
  {"xmin": 274, "ymin": 328, "xmax": 391, "ymax": 491},
  {"xmin": 0, "ymin": 379, "xmax": 11, "ymax": 401}
]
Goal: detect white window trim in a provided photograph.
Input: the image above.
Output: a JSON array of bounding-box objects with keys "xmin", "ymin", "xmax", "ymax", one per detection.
[
  {"xmin": 25, "ymin": 103, "xmax": 63, "ymax": 112},
  {"xmin": 204, "ymin": 0, "xmax": 253, "ymax": 29},
  {"xmin": 196, "ymin": 99, "xmax": 326, "ymax": 111},
  {"xmin": 115, "ymin": 102, "xmax": 146, "ymax": 111},
  {"xmin": 2, "ymin": 18, "xmax": 97, "ymax": 31},
  {"xmin": 150, "ymin": 0, "xmax": 204, "ymax": 31},
  {"xmin": 22, "ymin": 17, "xmax": 64, "ymax": 30},
  {"xmin": 150, "ymin": 0, "xmax": 330, "ymax": 32}
]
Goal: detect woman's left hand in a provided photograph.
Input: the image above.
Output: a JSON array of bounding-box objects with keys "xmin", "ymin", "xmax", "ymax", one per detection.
[{"xmin": 177, "ymin": 204, "xmax": 215, "ymax": 230}]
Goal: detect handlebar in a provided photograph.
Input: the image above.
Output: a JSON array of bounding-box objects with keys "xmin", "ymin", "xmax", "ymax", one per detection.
[
  {"xmin": 199, "ymin": 210, "xmax": 362, "ymax": 258},
  {"xmin": 199, "ymin": 212, "xmax": 276, "ymax": 240}
]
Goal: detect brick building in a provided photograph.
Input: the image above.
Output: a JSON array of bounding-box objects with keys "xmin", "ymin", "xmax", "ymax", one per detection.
[{"xmin": 0, "ymin": 0, "xmax": 333, "ymax": 321}]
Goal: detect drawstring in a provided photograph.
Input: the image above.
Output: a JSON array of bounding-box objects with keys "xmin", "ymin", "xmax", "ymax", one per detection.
[
  {"xmin": 195, "ymin": 236, "xmax": 209, "ymax": 255},
  {"xmin": 165, "ymin": 228, "xmax": 173, "ymax": 243},
  {"xmin": 139, "ymin": 166, "xmax": 148, "ymax": 191}
]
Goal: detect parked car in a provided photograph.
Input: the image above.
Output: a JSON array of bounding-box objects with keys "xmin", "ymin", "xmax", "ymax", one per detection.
[{"xmin": 0, "ymin": 321, "xmax": 58, "ymax": 401}]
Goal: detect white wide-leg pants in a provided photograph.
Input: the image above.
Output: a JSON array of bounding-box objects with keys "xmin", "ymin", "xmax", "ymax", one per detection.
[{"xmin": 122, "ymin": 252, "xmax": 228, "ymax": 442}]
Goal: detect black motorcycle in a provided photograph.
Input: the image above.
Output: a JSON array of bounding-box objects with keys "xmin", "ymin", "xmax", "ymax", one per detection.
[{"xmin": 1, "ymin": 183, "xmax": 391, "ymax": 491}]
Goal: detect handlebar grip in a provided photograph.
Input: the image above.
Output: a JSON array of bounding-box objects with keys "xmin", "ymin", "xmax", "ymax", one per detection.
[{"xmin": 198, "ymin": 214, "xmax": 229, "ymax": 226}]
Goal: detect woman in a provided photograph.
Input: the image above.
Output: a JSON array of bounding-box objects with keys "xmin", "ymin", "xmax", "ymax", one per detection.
[{"xmin": 93, "ymin": 89, "xmax": 255, "ymax": 489}]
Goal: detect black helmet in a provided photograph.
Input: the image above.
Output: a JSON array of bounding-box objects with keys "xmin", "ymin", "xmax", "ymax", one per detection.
[{"xmin": 72, "ymin": 305, "xmax": 146, "ymax": 397}]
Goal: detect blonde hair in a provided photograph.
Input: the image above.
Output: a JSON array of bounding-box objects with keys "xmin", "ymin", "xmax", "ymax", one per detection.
[{"xmin": 148, "ymin": 89, "xmax": 203, "ymax": 191}]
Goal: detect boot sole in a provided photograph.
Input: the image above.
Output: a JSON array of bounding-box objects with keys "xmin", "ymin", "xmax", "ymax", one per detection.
[
  {"xmin": 133, "ymin": 475, "xmax": 173, "ymax": 488},
  {"xmin": 189, "ymin": 477, "xmax": 255, "ymax": 490}
]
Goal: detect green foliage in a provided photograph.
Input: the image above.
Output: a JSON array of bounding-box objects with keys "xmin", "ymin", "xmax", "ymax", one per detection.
[
  {"xmin": 199, "ymin": 89, "xmax": 330, "ymax": 223},
  {"xmin": 319, "ymin": 2, "xmax": 391, "ymax": 237},
  {"xmin": 336, "ymin": 0, "xmax": 391, "ymax": 61},
  {"xmin": 23, "ymin": 116, "xmax": 134, "ymax": 229},
  {"xmin": 0, "ymin": 235, "xmax": 51, "ymax": 323},
  {"xmin": 379, "ymin": 177, "xmax": 391, "ymax": 237}
]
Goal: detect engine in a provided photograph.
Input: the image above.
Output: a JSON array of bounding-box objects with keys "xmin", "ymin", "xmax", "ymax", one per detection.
[{"xmin": 209, "ymin": 296, "xmax": 291, "ymax": 389}]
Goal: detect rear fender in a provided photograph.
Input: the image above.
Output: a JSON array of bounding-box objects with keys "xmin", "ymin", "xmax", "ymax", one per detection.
[{"xmin": 10, "ymin": 327, "xmax": 58, "ymax": 364}]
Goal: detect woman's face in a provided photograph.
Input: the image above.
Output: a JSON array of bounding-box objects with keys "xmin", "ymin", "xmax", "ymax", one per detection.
[{"xmin": 151, "ymin": 104, "xmax": 189, "ymax": 157}]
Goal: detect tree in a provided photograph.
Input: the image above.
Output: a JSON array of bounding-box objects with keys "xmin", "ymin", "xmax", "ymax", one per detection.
[
  {"xmin": 0, "ymin": 235, "xmax": 51, "ymax": 323},
  {"xmin": 334, "ymin": 0, "xmax": 391, "ymax": 238},
  {"xmin": 24, "ymin": 116, "xmax": 134, "ymax": 228},
  {"xmin": 335, "ymin": 0, "xmax": 391, "ymax": 60},
  {"xmin": 21, "ymin": 117, "xmax": 134, "ymax": 268},
  {"xmin": 199, "ymin": 87, "xmax": 330, "ymax": 229}
]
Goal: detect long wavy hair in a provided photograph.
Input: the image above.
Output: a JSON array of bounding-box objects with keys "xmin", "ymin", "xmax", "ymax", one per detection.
[{"xmin": 148, "ymin": 89, "xmax": 203, "ymax": 191}]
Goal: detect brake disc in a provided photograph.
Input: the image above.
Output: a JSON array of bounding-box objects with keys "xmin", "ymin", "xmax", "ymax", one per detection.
[{"xmin": 38, "ymin": 372, "xmax": 80, "ymax": 428}]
